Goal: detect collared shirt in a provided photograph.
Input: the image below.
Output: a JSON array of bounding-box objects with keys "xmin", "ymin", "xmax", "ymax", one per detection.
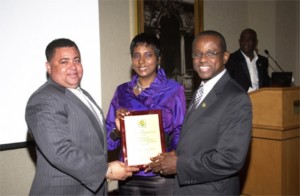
[
  {"xmin": 241, "ymin": 50, "xmax": 259, "ymax": 92},
  {"xmin": 199, "ymin": 69, "xmax": 226, "ymax": 103},
  {"xmin": 69, "ymin": 87, "xmax": 103, "ymax": 127}
]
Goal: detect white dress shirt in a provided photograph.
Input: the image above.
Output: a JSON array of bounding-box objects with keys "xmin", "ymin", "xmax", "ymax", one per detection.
[
  {"xmin": 200, "ymin": 69, "xmax": 226, "ymax": 103},
  {"xmin": 241, "ymin": 50, "xmax": 259, "ymax": 92},
  {"xmin": 69, "ymin": 87, "xmax": 103, "ymax": 127}
]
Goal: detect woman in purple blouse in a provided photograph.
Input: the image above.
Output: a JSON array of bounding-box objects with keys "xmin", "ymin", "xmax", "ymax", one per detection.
[{"xmin": 106, "ymin": 33, "xmax": 186, "ymax": 195}]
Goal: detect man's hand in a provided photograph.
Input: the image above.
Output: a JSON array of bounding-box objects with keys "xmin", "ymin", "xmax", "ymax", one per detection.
[
  {"xmin": 106, "ymin": 161, "xmax": 139, "ymax": 181},
  {"xmin": 145, "ymin": 151, "xmax": 177, "ymax": 175}
]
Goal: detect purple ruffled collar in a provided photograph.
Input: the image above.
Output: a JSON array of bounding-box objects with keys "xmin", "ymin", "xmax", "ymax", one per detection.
[{"xmin": 129, "ymin": 68, "xmax": 168, "ymax": 97}]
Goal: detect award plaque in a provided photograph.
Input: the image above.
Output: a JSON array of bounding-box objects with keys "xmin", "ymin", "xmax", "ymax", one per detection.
[{"xmin": 120, "ymin": 109, "xmax": 166, "ymax": 168}]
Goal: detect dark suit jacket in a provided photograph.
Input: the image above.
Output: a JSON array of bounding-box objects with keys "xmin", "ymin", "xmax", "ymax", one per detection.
[
  {"xmin": 25, "ymin": 79, "xmax": 108, "ymax": 195},
  {"xmin": 225, "ymin": 50, "xmax": 270, "ymax": 91},
  {"xmin": 175, "ymin": 71, "xmax": 252, "ymax": 195}
]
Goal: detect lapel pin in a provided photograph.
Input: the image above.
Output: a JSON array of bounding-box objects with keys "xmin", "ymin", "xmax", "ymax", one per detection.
[{"xmin": 202, "ymin": 103, "xmax": 206, "ymax": 108}]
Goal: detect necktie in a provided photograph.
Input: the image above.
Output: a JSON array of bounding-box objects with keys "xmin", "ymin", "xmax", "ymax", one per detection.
[
  {"xmin": 194, "ymin": 84, "xmax": 204, "ymax": 109},
  {"xmin": 189, "ymin": 84, "xmax": 203, "ymax": 112},
  {"xmin": 77, "ymin": 88, "xmax": 103, "ymax": 127}
]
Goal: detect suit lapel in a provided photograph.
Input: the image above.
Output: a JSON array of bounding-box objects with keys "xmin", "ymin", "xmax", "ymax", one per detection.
[
  {"xmin": 256, "ymin": 57, "xmax": 264, "ymax": 88},
  {"xmin": 180, "ymin": 72, "xmax": 230, "ymax": 139},
  {"xmin": 47, "ymin": 79, "xmax": 106, "ymax": 151},
  {"xmin": 181, "ymin": 90, "xmax": 218, "ymax": 139},
  {"xmin": 65, "ymin": 89, "xmax": 105, "ymax": 147},
  {"xmin": 238, "ymin": 51, "xmax": 251, "ymax": 82},
  {"xmin": 82, "ymin": 89, "xmax": 108, "ymax": 151}
]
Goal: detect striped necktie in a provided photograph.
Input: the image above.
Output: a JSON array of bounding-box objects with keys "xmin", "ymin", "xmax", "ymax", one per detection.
[
  {"xmin": 189, "ymin": 84, "xmax": 204, "ymax": 112},
  {"xmin": 194, "ymin": 84, "xmax": 204, "ymax": 109}
]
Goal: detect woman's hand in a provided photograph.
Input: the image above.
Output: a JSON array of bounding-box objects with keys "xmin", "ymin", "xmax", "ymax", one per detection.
[{"xmin": 114, "ymin": 108, "xmax": 130, "ymax": 131}]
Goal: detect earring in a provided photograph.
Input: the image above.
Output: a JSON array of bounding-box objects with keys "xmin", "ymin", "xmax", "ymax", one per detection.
[{"xmin": 158, "ymin": 64, "xmax": 161, "ymax": 69}]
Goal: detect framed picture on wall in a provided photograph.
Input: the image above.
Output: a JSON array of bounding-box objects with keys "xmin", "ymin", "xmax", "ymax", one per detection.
[{"xmin": 135, "ymin": 0, "xmax": 203, "ymax": 105}]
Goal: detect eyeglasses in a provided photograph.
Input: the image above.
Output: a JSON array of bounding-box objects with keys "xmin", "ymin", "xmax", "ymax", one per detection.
[{"xmin": 192, "ymin": 51, "xmax": 224, "ymax": 59}]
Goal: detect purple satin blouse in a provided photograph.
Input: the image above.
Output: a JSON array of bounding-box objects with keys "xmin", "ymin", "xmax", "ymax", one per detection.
[{"xmin": 106, "ymin": 68, "xmax": 186, "ymax": 176}]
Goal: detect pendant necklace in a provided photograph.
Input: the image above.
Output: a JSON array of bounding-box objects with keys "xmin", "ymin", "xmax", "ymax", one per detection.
[{"xmin": 134, "ymin": 80, "xmax": 150, "ymax": 93}]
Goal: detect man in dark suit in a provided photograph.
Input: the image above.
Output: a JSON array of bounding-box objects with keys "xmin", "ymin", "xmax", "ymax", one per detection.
[
  {"xmin": 225, "ymin": 28, "xmax": 270, "ymax": 92},
  {"xmin": 146, "ymin": 30, "xmax": 252, "ymax": 195},
  {"xmin": 25, "ymin": 38, "xmax": 138, "ymax": 195}
]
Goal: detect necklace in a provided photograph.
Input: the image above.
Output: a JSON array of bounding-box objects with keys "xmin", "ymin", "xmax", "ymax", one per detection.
[{"xmin": 134, "ymin": 80, "xmax": 150, "ymax": 93}]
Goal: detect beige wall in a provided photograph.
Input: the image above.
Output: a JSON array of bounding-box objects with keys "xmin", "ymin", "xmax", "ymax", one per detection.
[
  {"xmin": 1, "ymin": 0, "xmax": 299, "ymax": 195},
  {"xmin": 99, "ymin": 0, "xmax": 133, "ymax": 113},
  {"xmin": 0, "ymin": 147, "xmax": 36, "ymax": 195},
  {"xmin": 274, "ymin": 0, "xmax": 299, "ymax": 85}
]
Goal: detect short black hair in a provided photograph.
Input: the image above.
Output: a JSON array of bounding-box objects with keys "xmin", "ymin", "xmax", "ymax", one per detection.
[
  {"xmin": 193, "ymin": 30, "xmax": 227, "ymax": 52},
  {"xmin": 45, "ymin": 38, "xmax": 79, "ymax": 61},
  {"xmin": 130, "ymin": 33, "xmax": 161, "ymax": 58},
  {"xmin": 240, "ymin": 28, "xmax": 257, "ymax": 40}
]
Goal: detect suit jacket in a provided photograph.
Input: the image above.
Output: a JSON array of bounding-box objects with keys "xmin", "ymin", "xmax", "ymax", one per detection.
[
  {"xmin": 225, "ymin": 50, "xmax": 270, "ymax": 91},
  {"xmin": 25, "ymin": 79, "xmax": 108, "ymax": 195},
  {"xmin": 175, "ymin": 71, "xmax": 252, "ymax": 195}
]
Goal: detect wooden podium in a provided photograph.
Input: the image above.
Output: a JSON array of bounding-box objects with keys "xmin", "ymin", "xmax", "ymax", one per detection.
[{"xmin": 241, "ymin": 87, "xmax": 300, "ymax": 195}]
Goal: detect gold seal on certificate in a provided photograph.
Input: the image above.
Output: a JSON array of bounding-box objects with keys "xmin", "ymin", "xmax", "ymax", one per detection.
[{"xmin": 120, "ymin": 109, "xmax": 166, "ymax": 168}]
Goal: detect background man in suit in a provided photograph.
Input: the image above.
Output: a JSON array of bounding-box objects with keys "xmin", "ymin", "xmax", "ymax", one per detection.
[
  {"xmin": 146, "ymin": 30, "xmax": 252, "ymax": 195},
  {"xmin": 225, "ymin": 28, "xmax": 270, "ymax": 92},
  {"xmin": 25, "ymin": 38, "xmax": 138, "ymax": 195}
]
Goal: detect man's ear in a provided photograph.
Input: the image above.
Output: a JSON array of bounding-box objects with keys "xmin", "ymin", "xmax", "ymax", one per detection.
[
  {"xmin": 45, "ymin": 62, "xmax": 51, "ymax": 74},
  {"xmin": 255, "ymin": 39, "xmax": 258, "ymax": 48},
  {"xmin": 223, "ymin": 51, "xmax": 230, "ymax": 64}
]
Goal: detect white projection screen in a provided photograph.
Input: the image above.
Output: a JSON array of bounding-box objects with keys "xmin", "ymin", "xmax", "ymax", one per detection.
[{"xmin": 0, "ymin": 0, "xmax": 101, "ymax": 149}]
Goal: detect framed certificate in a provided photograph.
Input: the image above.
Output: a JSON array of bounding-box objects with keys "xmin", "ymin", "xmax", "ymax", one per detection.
[{"xmin": 120, "ymin": 109, "xmax": 166, "ymax": 168}]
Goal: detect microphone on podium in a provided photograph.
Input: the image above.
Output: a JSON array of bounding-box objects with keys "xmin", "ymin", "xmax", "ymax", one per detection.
[
  {"xmin": 264, "ymin": 49, "xmax": 285, "ymax": 72},
  {"xmin": 264, "ymin": 49, "xmax": 294, "ymax": 87}
]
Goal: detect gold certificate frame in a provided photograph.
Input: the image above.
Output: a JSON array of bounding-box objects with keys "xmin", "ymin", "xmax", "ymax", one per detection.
[{"xmin": 120, "ymin": 109, "xmax": 166, "ymax": 168}]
